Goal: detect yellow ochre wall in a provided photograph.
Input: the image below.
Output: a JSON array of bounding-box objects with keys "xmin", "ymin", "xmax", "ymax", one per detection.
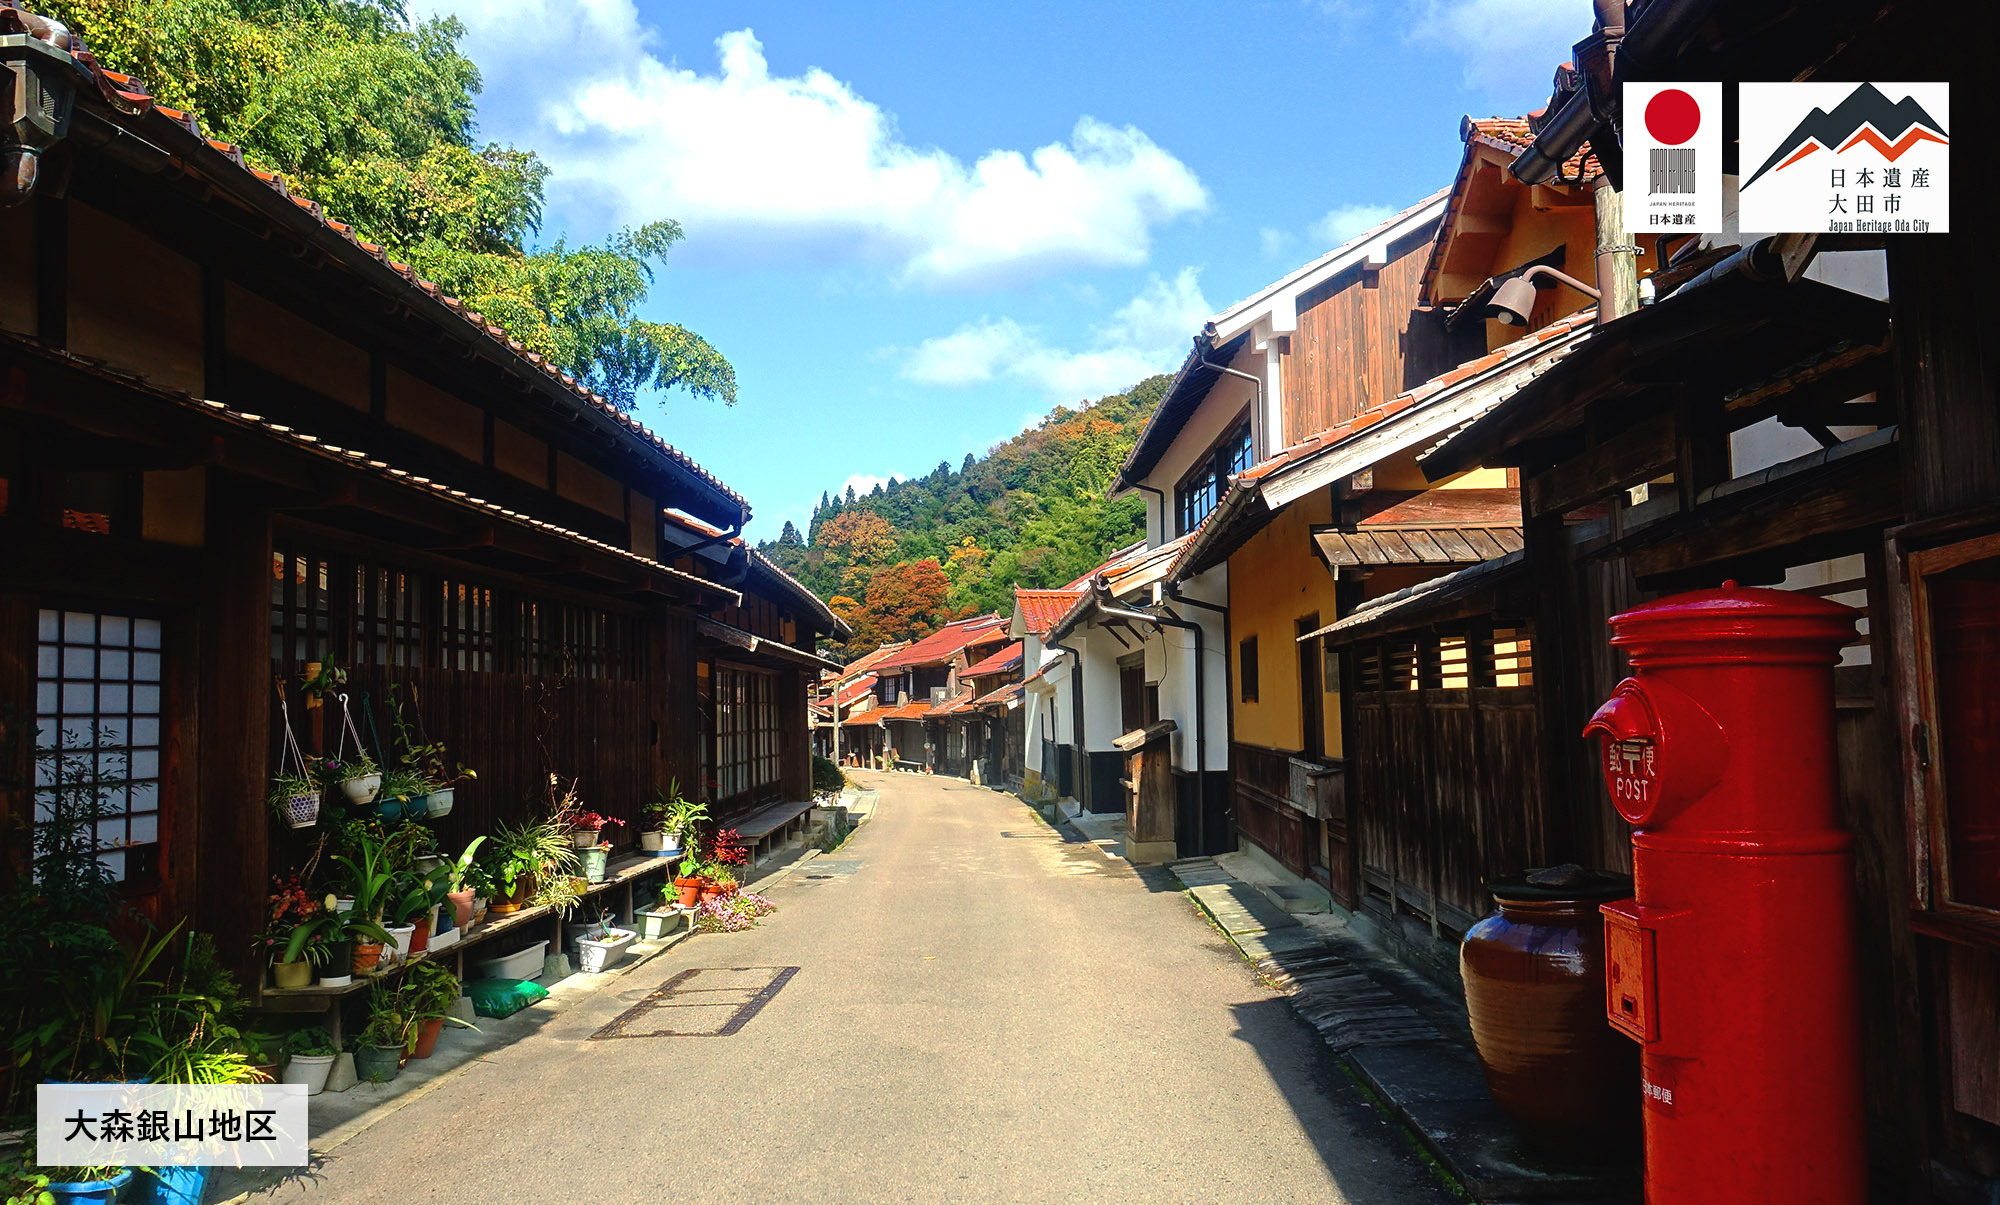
[
  {"xmin": 1229, "ymin": 491, "xmax": 1343, "ymax": 758},
  {"xmin": 1226, "ymin": 466, "xmax": 1514, "ymax": 758}
]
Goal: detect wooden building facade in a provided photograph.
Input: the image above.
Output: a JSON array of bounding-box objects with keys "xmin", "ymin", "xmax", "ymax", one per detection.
[{"xmin": 0, "ymin": 36, "xmax": 843, "ymax": 988}]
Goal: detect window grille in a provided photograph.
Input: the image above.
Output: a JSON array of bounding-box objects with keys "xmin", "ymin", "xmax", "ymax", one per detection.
[
  {"xmin": 35, "ymin": 609, "xmax": 164, "ymax": 883},
  {"xmin": 1488, "ymin": 628, "xmax": 1535, "ymax": 688},
  {"xmin": 715, "ymin": 665, "xmax": 782, "ymax": 800}
]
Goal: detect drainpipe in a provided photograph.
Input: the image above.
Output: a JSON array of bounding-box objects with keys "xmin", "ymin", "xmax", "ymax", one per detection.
[
  {"xmin": 1044, "ymin": 629, "xmax": 1086, "ymax": 797},
  {"xmin": 1091, "ymin": 591, "xmax": 1207, "ymax": 789},
  {"xmin": 1133, "ymin": 481, "xmax": 1168, "ymax": 544},
  {"xmin": 1197, "ymin": 326, "xmax": 1268, "ymax": 458}
]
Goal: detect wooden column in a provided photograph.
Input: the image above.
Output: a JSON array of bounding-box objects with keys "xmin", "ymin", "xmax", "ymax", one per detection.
[{"xmin": 195, "ymin": 475, "xmax": 272, "ymax": 994}]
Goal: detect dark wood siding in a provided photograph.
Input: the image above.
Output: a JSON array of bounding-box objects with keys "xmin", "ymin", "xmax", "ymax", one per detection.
[{"xmin": 1281, "ymin": 225, "xmax": 1437, "ymax": 441}]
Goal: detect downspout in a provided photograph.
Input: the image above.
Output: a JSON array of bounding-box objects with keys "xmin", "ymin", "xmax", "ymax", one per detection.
[
  {"xmin": 1133, "ymin": 481, "xmax": 1168, "ymax": 544},
  {"xmin": 1045, "ymin": 629, "xmax": 1086, "ymax": 795},
  {"xmin": 1092, "ymin": 592, "xmax": 1207, "ymax": 790},
  {"xmin": 1197, "ymin": 326, "xmax": 1268, "ymax": 458}
]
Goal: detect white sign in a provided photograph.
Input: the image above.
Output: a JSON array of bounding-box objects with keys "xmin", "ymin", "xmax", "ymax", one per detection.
[
  {"xmin": 38, "ymin": 1083, "xmax": 309, "ymax": 1168},
  {"xmin": 1738, "ymin": 82, "xmax": 1949, "ymax": 234},
  {"xmin": 1624, "ymin": 82, "xmax": 1722, "ymax": 233}
]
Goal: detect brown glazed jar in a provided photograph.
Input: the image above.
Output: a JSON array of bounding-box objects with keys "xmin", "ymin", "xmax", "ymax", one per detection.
[{"xmin": 1460, "ymin": 865, "xmax": 1639, "ymax": 1157}]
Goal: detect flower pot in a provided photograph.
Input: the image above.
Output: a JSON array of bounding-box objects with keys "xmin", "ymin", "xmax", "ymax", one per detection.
[
  {"xmin": 410, "ymin": 1016, "xmax": 446, "ymax": 1059},
  {"xmin": 351, "ymin": 941, "xmax": 384, "ymax": 975},
  {"xmin": 384, "ymin": 923, "xmax": 416, "ymax": 964},
  {"xmin": 1461, "ymin": 869, "xmax": 1639, "ymax": 1156},
  {"xmin": 322, "ymin": 939, "xmax": 353, "ymax": 986},
  {"xmin": 355, "ymin": 1044, "xmax": 403, "ymax": 1083},
  {"xmin": 699, "ymin": 881, "xmax": 723, "ymax": 903},
  {"xmin": 282, "ymin": 1053, "xmax": 336, "ymax": 1096},
  {"xmin": 572, "ymin": 827, "xmax": 603, "ymax": 848},
  {"xmin": 409, "ymin": 916, "xmax": 431, "ymax": 954},
  {"xmin": 448, "ymin": 889, "xmax": 476, "ymax": 927},
  {"xmin": 271, "ymin": 957, "xmax": 313, "ymax": 990},
  {"xmin": 280, "ymin": 791, "xmax": 320, "ymax": 830},
  {"xmin": 674, "ymin": 877, "xmax": 703, "ymax": 908},
  {"xmin": 334, "ymin": 897, "xmax": 355, "ymax": 914},
  {"xmin": 426, "ymin": 787, "xmax": 455, "ymax": 818},
  {"xmin": 576, "ymin": 928, "xmax": 636, "ymax": 973},
  {"xmin": 340, "ymin": 772, "xmax": 383, "ymax": 805},
  {"xmin": 471, "ymin": 896, "xmax": 488, "ymax": 924},
  {"xmin": 373, "ymin": 793, "xmax": 404, "ymax": 823},
  {"xmin": 253, "ymin": 1061, "xmax": 281, "ymax": 1083},
  {"xmin": 635, "ymin": 907, "xmax": 681, "ymax": 940},
  {"xmin": 580, "ymin": 846, "xmax": 610, "ymax": 883},
  {"xmin": 488, "ymin": 873, "xmax": 535, "ymax": 915},
  {"xmin": 428, "ymin": 926, "xmax": 460, "ymax": 952},
  {"xmin": 472, "ymin": 939, "xmax": 548, "ymax": 982},
  {"xmin": 639, "ymin": 828, "xmax": 668, "ymax": 851},
  {"xmin": 130, "ymin": 1163, "xmax": 207, "ymax": 1205},
  {"xmin": 44, "ymin": 1170, "xmax": 131, "ymax": 1204}
]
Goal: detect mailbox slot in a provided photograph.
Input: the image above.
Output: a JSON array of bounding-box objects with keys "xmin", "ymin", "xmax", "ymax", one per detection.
[{"xmin": 1602, "ymin": 899, "xmax": 1657, "ymax": 1043}]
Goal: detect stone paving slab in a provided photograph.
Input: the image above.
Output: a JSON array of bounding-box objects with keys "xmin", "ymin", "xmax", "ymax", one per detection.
[
  {"xmin": 1187, "ymin": 882, "xmax": 1301, "ymax": 937},
  {"xmin": 1167, "ymin": 856, "xmax": 1233, "ymax": 888}
]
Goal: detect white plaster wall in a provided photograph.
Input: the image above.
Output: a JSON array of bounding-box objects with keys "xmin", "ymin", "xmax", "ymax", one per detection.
[
  {"xmin": 1072, "ymin": 629, "xmax": 1128, "ymax": 752},
  {"xmin": 1157, "ymin": 565, "xmax": 1231, "ymax": 773}
]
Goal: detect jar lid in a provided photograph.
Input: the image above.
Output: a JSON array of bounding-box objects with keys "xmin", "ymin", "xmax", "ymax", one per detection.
[{"xmin": 1485, "ymin": 864, "xmax": 1633, "ymax": 902}]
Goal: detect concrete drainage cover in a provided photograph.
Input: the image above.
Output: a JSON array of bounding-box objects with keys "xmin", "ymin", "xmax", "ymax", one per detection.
[
  {"xmin": 799, "ymin": 861, "xmax": 862, "ymax": 881},
  {"xmin": 590, "ymin": 966, "xmax": 798, "ymax": 1039}
]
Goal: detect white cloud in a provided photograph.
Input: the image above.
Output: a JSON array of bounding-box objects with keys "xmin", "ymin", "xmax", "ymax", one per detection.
[
  {"xmin": 432, "ymin": 14, "xmax": 1211, "ymax": 288},
  {"xmin": 899, "ymin": 269, "xmax": 1210, "ymax": 400},
  {"xmin": 838, "ymin": 473, "xmax": 892, "ymax": 499},
  {"xmin": 1259, "ymin": 226, "xmax": 1295, "ymax": 260},
  {"xmin": 1309, "ymin": 203, "xmax": 1400, "ymax": 249},
  {"xmin": 1410, "ymin": 0, "xmax": 1594, "ymax": 102}
]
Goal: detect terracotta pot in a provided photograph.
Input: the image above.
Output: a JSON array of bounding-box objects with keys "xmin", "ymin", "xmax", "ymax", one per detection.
[
  {"xmin": 698, "ymin": 881, "xmax": 723, "ymax": 903},
  {"xmin": 351, "ymin": 941, "xmax": 384, "ymax": 975},
  {"xmin": 674, "ymin": 877, "xmax": 702, "ymax": 908},
  {"xmin": 489, "ymin": 872, "xmax": 535, "ymax": 915},
  {"xmin": 448, "ymin": 889, "xmax": 476, "ymax": 927},
  {"xmin": 271, "ymin": 958, "xmax": 313, "ymax": 990},
  {"xmin": 410, "ymin": 916, "xmax": 431, "ymax": 953},
  {"xmin": 1461, "ymin": 868, "xmax": 1639, "ymax": 1157},
  {"xmin": 253, "ymin": 1061, "xmax": 281, "ymax": 1083},
  {"xmin": 410, "ymin": 1016, "xmax": 446, "ymax": 1059}
]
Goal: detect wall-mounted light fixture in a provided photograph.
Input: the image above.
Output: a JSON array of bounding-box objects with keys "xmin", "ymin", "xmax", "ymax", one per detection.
[
  {"xmin": 2, "ymin": 16, "xmax": 78, "ymax": 207},
  {"xmin": 1487, "ymin": 264, "xmax": 1603, "ymax": 327}
]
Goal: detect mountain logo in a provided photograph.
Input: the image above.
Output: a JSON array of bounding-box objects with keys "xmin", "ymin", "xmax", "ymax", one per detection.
[{"xmin": 1743, "ymin": 82, "xmax": 1948, "ymax": 189}]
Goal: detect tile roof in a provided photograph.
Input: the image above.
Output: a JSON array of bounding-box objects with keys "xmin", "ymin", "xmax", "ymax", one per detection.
[
  {"xmin": 972, "ymin": 681, "xmax": 1026, "ymax": 710},
  {"xmin": 873, "ymin": 700, "xmax": 936, "ymax": 722},
  {"xmin": 874, "ymin": 615, "xmax": 1010, "ymax": 671},
  {"xmin": 40, "ymin": 26, "xmax": 747, "ymax": 520},
  {"xmin": 962, "ymin": 641, "xmax": 1024, "ymax": 679},
  {"xmin": 1419, "ymin": 115, "xmax": 1601, "ymax": 310},
  {"xmin": 1016, "ymin": 589, "xmax": 1086, "ymax": 636},
  {"xmin": 818, "ymin": 675, "xmax": 878, "ymax": 709},
  {"xmin": 1464, "ymin": 117, "xmax": 1600, "ymax": 180}
]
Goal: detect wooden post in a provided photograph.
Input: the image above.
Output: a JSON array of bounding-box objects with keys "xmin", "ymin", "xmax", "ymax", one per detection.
[{"xmin": 196, "ymin": 475, "xmax": 272, "ymax": 996}]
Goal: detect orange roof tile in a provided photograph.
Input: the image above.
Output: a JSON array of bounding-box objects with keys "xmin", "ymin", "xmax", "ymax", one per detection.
[
  {"xmin": 962, "ymin": 641, "xmax": 1024, "ymax": 679},
  {"xmin": 874, "ymin": 615, "xmax": 1009, "ymax": 671},
  {"xmin": 1015, "ymin": 589, "xmax": 1086, "ymax": 636}
]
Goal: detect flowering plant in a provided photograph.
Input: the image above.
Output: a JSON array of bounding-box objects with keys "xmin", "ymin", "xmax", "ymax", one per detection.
[
  {"xmin": 256, "ymin": 874, "xmax": 332, "ymax": 963},
  {"xmin": 693, "ymin": 892, "xmax": 776, "ymax": 933},
  {"xmin": 710, "ymin": 828, "xmax": 748, "ymax": 868},
  {"xmin": 318, "ymin": 753, "xmax": 378, "ymax": 783},
  {"xmin": 571, "ymin": 811, "xmax": 624, "ymax": 833}
]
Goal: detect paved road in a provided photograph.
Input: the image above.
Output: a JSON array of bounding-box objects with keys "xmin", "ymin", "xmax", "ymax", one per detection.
[{"xmin": 258, "ymin": 773, "xmax": 1454, "ymax": 1203}]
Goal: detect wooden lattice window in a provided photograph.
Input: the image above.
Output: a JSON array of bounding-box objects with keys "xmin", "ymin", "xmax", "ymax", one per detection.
[
  {"xmin": 715, "ymin": 664, "xmax": 781, "ymax": 800},
  {"xmin": 1387, "ymin": 639, "xmax": 1420, "ymax": 692},
  {"xmin": 355, "ymin": 563, "xmax": 425, "ymax": 668},
  {"xmin": 1488, "ymin": 628, "xmax": 1535, "ymax": 688},
  {"xmin": 438, "ymin": 578, "xmax": 496, "ymax": 673},
  {"xmin": 1438, "ymin": 635, "xmax": 1471, "ymax": 690},
  {"xmin": 270, "ymin": 548, "xmax": 334, "ymax": 668},
  {"xmin": 35, "ymin": 609, "xmax": 164, "ymax": 884}
]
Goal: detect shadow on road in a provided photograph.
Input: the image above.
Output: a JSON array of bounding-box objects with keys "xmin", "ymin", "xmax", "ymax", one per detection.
[{"xmin": 1228, "ymin": 996, "xmax": 1461, "ymax": 1205}]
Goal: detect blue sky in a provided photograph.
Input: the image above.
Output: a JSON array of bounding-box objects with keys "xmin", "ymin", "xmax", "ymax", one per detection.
[{"xmin": 412, "ymin": 0, "xmax": 1594, "ymax": 539}]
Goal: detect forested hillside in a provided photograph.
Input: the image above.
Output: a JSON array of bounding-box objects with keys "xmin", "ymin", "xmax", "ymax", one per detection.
[{"xmin": 762, "ymin": 376, "xmax": 1169, "ymax": 656}]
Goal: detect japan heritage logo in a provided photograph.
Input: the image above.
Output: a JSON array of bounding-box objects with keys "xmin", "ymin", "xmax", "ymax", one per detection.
[
  {"xmin": 1624, "ymin": 82, "xmax": 1722, "ymax": 234},
  {"xmin": 1738, "ymin": 82, "xmax": 1949, "ymax": 234}
]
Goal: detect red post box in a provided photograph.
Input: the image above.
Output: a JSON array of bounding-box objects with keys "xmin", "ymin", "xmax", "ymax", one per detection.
[{"xmin": 1583, "ymin": 584, "xmax": 1864, "ymax": 1205}]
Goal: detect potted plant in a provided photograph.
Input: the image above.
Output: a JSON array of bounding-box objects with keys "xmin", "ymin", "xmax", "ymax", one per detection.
[
  {"xmin": 325, "ymin": 752, "xmax": 383, "ymax": 806},
  {"xmin": 386, "ymin": 864, "xmax": 450, "ymax": 956},
  {"xmin": 386, "ymin": 682, "xmax": 476, "ymax": 819},
  {"xmin": 576, "ymin": 923, "xmax": 637, "ymax": 973},
  {"xmin": 375, "ymin": 765, "xmax": 430, "ymax": 823},
  {"xmin": 642, "ymin": 781, "xmax": 704, "ymax": 855},
  {"xmin": 332, "ymin": 836, "xmax": 399, "ymax": 975},
  {"xmin": 701, "ymin": 862, "xmax": 738, "ymax": 902},
  {"xmin": 259, "ymin": 874, "xmax": 330, "ymax": 989},
  {"xmin": 280, "ymin": 1026, "xmax": 339, "ymax": 1095},
  {"xmin": 398, "ymin": 961, "xmax": 475, "ymax": 1059},
  {"xmin": 570, "ymin": 809, "xmax": 622, "ymax": 848},
  {"xmin": 354, "ymin": 991, "xmax": 413, "ymax": 1083},
  {"xmin": 580, "ymin": 840, "xmax": 612, "ymax": 883},
  {"xmin": 673, "ymin": 852, "xmax": 705, "ymax": 908},
  {"xmin": 636, "ymin": 885, "xmax": 684, "ymax": 939},
  {"xmin": 269, "ymin": 767, "xmax": 322, "ymax": 831},
  {"xmin": 489, "ymin": 795, "xmax": 581, "ymax": 914},
  {"xmin": 444, "ymin": 836, "xmax": 487, "ymax": 927}
]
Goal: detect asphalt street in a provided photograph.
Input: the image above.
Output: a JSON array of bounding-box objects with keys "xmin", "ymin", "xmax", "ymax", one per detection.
[{"xmin": 254, "ymin": 771, "xmax": 1456, "ymax": 1204}]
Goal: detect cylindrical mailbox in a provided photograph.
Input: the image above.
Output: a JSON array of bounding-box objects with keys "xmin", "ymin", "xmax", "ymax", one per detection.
[{"xmin": 1584, "ymin": 584, "xmax": 1864, "ymax": 1205}]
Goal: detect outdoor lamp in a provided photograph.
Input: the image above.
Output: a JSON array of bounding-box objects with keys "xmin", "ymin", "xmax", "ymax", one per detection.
[
  {"xmin": 1487, "ymin": 264, "xmax": 1601, "ymax": 326},
  {"xmin": 1, "ymin": 19, "xmax": 78, "ymax": 207}
]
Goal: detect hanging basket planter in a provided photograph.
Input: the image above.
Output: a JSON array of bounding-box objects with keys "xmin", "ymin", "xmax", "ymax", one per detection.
[
  {"xmin": 341, "ymin": 772, "xmax": 384, "ymax": 806},
  {"xmin": 426, "ymin": 787, "xmax": 455, "ymax": 818},
  {"xmin": 280, "ymin": 791, "xmax": 320, "ymax": 830}
]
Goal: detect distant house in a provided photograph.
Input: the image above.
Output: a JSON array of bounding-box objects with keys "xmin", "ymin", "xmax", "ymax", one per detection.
[
  {"xmin": 864, "ymin": 615, "xmax": 1010, "ymax": 771},
  {"xmin": 1012, "ymin": 582, "xmax": 1098, "ymax": 801}
]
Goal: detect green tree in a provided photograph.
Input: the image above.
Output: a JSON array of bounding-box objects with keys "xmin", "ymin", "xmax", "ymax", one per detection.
[{"xmin": 47, "ymin": 0, "xmax": 731, "ymax": 409}]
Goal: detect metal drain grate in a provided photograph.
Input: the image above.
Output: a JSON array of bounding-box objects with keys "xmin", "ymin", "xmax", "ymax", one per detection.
[{"xmin": 590, "ymin": 966, "xmax": 799, "ymax": 1039}]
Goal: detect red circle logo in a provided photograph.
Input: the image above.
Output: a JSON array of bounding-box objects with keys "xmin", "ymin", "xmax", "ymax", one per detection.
[{"xmin": 1644, "ymin": 89, "xmax": 1701, "ymax": 146}]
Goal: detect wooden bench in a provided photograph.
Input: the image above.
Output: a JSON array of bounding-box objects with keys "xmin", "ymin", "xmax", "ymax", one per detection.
[
  {"xmin": 727, "ymin": 797, "xmax": 820, "ymax": 866},
  {"xmin": 259, "ymin": 853, "xmax": 676, "ymax": 1044}
]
